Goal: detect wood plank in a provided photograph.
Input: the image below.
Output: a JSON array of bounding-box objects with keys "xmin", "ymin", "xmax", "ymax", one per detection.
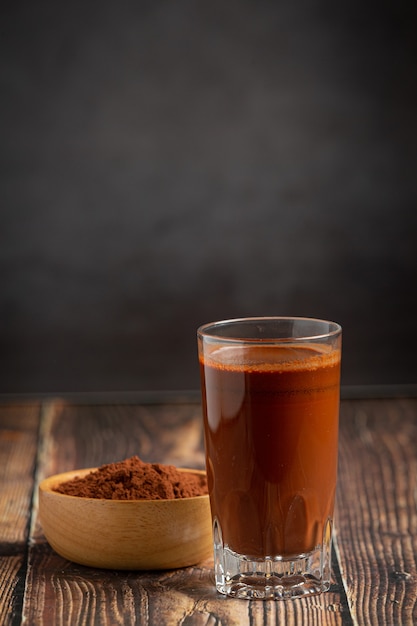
[
  {"xmin": 23, "ymin": 548, "xmax": 345, "ymax": 626},
  {"xmin": 336, "ymin": 398, "xmax": 417, "ymax": 626},
  {"xmin": 0, "ymin": 556, "xmax": 25, "ymax": 626},
  {"xmin": 35, "ymin": 399, "xmax": 207, "ymax": 477},
  {"xmin": 0, "ymin": 402, "xmax": 40, "ymax": 545},
  {"xmin": 24, "ymin": 399, "xmax": 349, "ymax": 625},
  {"xmin": 0, "ymin": 401, "xmax": 41, "ymax": 626}
]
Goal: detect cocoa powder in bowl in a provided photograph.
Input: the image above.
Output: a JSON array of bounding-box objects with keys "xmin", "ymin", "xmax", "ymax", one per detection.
[{"xmin": 53, "ymin": 456, "xmax": 208, "ymax": 500}]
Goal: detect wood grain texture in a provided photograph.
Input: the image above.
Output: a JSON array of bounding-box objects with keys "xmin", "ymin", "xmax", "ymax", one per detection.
[
  {"xmin": 336, "ymin": 398, "xmax": 417, "ymax": 626},
  {"xmin": 37, "ymin": 399, "xmax": 206, "ymax": 477},
  {"xmin": 0, "ymin": 402, "xmax": 40, "ymax": 545},
  {"xmin": 26, "ymin": 399, "xmax": 348, "ymax": 625},
  {"xmin": 23, "ymin": 549, "xmax": 345, "ymax": 626},
  {"xmin": 0, "ymin": 556, "xmax": 25, "ymax": 626},
  {"xmin": 0, "ymin": 402, "xmax": 40, "ymax": 626},
  {"xmin": 3, "ymin": 395, "xmax": 417, "ymax": 625}
]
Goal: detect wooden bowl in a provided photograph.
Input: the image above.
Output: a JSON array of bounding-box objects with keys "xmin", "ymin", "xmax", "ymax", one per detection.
[{"xmin": 38, "ymin": 467, "xmax": 213, "ymax": 570}]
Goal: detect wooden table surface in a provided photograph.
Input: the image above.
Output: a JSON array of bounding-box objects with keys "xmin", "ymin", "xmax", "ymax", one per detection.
[{"xmin": 1, "ymin": 391, "xmax": 417, "ymax": 626}]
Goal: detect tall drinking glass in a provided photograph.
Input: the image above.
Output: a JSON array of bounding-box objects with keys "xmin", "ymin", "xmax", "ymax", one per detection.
[{"xmin": 197, "ymin": 317, "xmax": 342, "ymax": 599}]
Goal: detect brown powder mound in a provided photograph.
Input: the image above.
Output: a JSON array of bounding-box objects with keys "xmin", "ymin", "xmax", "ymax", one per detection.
[{"xmin": 53, "ymin": 456, "xmax": 208, "ymax": 500}]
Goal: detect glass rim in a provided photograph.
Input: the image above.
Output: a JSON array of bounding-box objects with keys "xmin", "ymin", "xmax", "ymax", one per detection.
[{"xmin": 197, "ymin": 316, "xmax": 342, "ymax": 343}]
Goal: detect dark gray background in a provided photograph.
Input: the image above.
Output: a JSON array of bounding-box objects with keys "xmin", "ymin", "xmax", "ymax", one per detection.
[{"xmin": 1, "ymin": 1, "xmax": 416, "ymax": 393}]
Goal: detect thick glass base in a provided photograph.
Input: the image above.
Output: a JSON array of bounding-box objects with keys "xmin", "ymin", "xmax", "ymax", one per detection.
[{"xmin": 213, "ymin": 521, "xmax": 332, "ymax": 599}]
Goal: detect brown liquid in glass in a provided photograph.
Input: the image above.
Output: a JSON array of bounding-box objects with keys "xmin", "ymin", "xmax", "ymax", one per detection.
[{"xmin": 200, "ymin": 343, "xmax": 341, "ymax": 558}]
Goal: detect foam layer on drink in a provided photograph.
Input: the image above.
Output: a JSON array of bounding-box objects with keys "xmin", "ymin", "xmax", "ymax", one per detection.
[{"xmin": 201, "ymin": 343, "xmax": 340, "ymax": 373}]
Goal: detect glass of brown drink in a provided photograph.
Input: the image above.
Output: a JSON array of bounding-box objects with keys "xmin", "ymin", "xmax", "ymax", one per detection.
[{"xmin": 197, "ymin": 317, "xmax": 342, "ymax": 599}]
